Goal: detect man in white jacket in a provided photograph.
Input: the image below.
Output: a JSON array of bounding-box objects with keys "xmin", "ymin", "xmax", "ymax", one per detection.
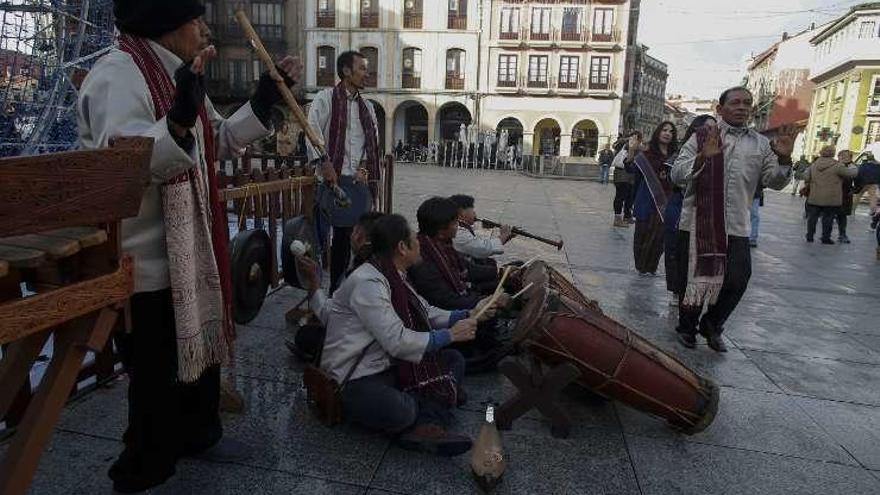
[{"xmin": 77, "ymin": 1, "xmax": 300, "ymax": 491}]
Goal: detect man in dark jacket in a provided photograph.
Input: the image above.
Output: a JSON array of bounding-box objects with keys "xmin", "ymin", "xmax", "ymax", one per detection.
[
  {"xmin": 409, "ymin": 197, "xmax": 499, "ymax": 310},
  {"xmin": 409, "ymin": 197, "xmax": 511, "ymax": 372}
]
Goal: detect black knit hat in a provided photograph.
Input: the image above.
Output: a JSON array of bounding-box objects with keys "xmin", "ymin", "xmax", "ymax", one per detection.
[{"xmin": 114, "ymin": 0, "xmax": 206, "ymax": 38}]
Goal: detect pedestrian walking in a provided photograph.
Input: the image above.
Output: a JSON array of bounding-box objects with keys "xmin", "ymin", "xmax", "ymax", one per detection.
[
  {"xmin": 672, "ymin": 87, "xmax": 795, "ymax": 353},
  {"xmin": 749, "ymin": 184, "xmax": 763, "ymax": 248},
  {"xmin": 664, "ymin": 115, "xmax": 717, "ymax": 307},
  {"xmin": 791, "ymin": 155, "xmax": 809, "ymax": 195},
  {"xmin": 598, "ymin": 144, "xmax": 614, "ymax": 185},
  {"xmin": 836, "ymin": 149, "xmax": 855, "ymax": 243},
  {"xmin": 803, "ymin": 145, "xmax": 857, "ymax": 244},
  {"xmin": 623, "ymin": 122, "xmax": 678, "ymax": 275},
  {"xmin": 611, "ymin": 131, "xmax": 639, "ymax": 227},
  {"xmin": 854, "ymin": 152, "xmax": 880, "ymax": 221}
]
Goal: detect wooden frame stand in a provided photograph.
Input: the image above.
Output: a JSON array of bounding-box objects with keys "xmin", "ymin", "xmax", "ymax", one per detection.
[{"xmin": 495, "ymin": 356, "xmax": 581, "ymax": 439}]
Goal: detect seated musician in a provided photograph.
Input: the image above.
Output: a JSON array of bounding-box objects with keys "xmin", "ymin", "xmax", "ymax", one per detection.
[
  {"xmin": 288, "ymin": 211, "xmax": 384, "ymax": 361},
  {"xmin": 296, "ymin": 214, "xmax": 495, "ymax": 456},
  {"xmin": 408, "ymin": 197, "xmax": 501, "ymax": 309},
  {"xmin": 449, "ymin": 194, "xmax": 515, "ymax": 265},
  {"xmin": 77, "ymin": 1, "xmax": 301, "ymax": 492}
]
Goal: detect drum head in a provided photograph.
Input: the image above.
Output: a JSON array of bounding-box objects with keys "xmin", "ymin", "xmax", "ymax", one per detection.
[
  {"xmin": 281, "ymin": 215, "xmax": 321, "ymax": 289},
  {"xmin": 511, "ymin": 261, "xmax": 550, "ymax": 343}
]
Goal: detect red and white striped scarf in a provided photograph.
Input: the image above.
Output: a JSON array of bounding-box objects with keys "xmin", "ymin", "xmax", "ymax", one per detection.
[{"xmin": 119, "ymin": 34, "xmax": 233, "ymax": 382}]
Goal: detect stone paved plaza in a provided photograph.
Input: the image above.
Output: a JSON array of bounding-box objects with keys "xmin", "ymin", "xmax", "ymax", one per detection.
[{"xmin": 15, "ymin": 164, "xmax": 880, "ymax": 494}]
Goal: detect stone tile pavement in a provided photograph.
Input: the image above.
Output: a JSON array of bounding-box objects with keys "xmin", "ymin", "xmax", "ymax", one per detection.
[{"xmin": 13, "ymin": 164, "xmax": 880, "ymax": 494}]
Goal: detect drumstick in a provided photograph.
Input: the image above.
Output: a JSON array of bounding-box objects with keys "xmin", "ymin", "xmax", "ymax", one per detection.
[
  {"xmin": 519, "ymin": 256, "xmax": 539, "ymax": 270},
  {"xmin": 234, "ymin": 10, "xmax": 326, "ymax": 157},
  {"xmin": 473, "ymin": 265, "xmax": 513, "ymax": 321},
  {"xmin": 511, "ymin": 282, "xmax": 534, "ymax": 301}
]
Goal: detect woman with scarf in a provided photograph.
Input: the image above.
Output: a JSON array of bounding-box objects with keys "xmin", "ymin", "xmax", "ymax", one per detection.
[
  {"xmin": 624, "ymin": 122, "xmax": 679, "ymax": 276},
  {"xmin": 664, "ymin": 116, "xmax": 716, "ymax": 306},
  {"xmin": 77, "ymin": 1, "xmax": 301, "ymax": 491},
  {"xmin": 299, "ymin": 214, "xmax": 495, "ymax": 456}
]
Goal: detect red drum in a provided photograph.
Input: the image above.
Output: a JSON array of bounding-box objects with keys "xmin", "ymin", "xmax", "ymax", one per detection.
[{"xmin": 512, "ymin": 261, "xmax": 719, "ymax": 434}]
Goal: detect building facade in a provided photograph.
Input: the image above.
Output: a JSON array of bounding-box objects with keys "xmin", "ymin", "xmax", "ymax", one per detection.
[
  {"xmin": 804, "ymin": 2, "xmax": 880, "ymax": 158},
  {"xmin": 622, "ymin": 44, "xmax": 667, "ymax": 137},
  {"xmin": 302, "ymin": 0, "xmax": 482, "ymax": 155},
  {"xmin": 745, "ymin": 24, "xmax": 823, "ymax": 157},
  {"xmin": 479, "ymin": 0, "xmax": 630, "ymax": 159},
  {"xmin": 301, "ymin": 0, "xmax": 633, "ymax": 160},
  {"xmin": 204, "ymin": 0, "xmax": 296, "ymax": 112}
]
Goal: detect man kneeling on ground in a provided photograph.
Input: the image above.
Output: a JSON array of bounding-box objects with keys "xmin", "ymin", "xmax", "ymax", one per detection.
[{"xmin": 296, "ymin": 214, "xmax": 497, "ymax": 455}]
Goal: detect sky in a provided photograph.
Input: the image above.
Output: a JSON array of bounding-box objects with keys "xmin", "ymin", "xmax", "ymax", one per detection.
[{"xmin": 637, "ymin": 0, "xmax": 868, "ymax": 100}]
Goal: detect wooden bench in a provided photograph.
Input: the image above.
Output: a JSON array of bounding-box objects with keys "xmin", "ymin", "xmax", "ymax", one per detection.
[{"xmin": 0, "ymin": 137, "xmax": 152, "ymax": 495}]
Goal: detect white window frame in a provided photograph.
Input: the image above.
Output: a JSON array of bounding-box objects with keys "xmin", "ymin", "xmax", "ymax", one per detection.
[
  {"xmin": 528, "ymin": 55, "xmax": 548, "ymax": 83},
  {"xmin": 500, "ymin": 7, "xmax": 519, "ymax": 34},
  {"xmin": 531, "ymin": 7, "xmax": 551, "ymax": 35},
  {"xmin": 593, "ymin": 8, "xmax": 614, "ymax": 35}
]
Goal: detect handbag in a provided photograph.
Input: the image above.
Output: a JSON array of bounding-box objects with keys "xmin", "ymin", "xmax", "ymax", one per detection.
[{"xmin": 303, "ymin": 341, "xmax": 374, "ymax": 426}]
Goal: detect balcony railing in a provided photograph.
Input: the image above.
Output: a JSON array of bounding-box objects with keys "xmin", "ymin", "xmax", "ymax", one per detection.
[
  {"xmin": 317, "ymin": 11, "xmax": 335, "ymax": 28},
  {"xmin": 317, "ymin": 71, "xmax": 335, "ymax": 87},
  {"xmin": 403, "ymin": 12, "xmax": 422, "ymax": 28},
  {"xmin": 558, "ymin": 78, "xmax": 578, "ymax": 89},
  {"xmin": 497, "ymin": 78, "xmax": 517, "ymax": 88},
  {"xmin": 445, "ymin": 75, "xmax": 465, "ymax": 90},
  {"xmin": 560, "ymin": 29, "xmax": 582, "ymax": 42},
  {"xmin": 527, "ymin": 77, "xmax": 548, "ymax": 88},
  {"xmin": 500, "ymin": 30, "xmax": 518, "ymax": 40},
  {"xmin": 591, "ymin": 28, "xmax": 622, "ymax": 44},
  {"xmin": 402, "ymin": 74, "xmax": 421, "ymax": 89},
  {"xmin": 360, "ymin": 12, "xmax": 378, "ymax": 28},
  {"xmin": 530, "ymin": 30, "xmax": 550, "ymax": 41},
  {"xmin": 448, "ymin": 15, "xmax": 467, "ymax": 30}
]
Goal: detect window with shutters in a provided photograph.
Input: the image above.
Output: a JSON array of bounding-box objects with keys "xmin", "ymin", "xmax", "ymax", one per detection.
[
  {"xmin": 448, "ymin": 0, "xmax": 467, "ymax": 30},
  {"xmin": 592, "ymin": 8, "xmax": 614, "ymax": 42},
  {"xmin": 559, "ymin": 56, "xmax": 579, "ymax": 88},
  {"xmin": 530, "ymin": 7, "xmax": 551, "ymax": 40},
  {"xmin": 402, "ymin": 48, "xmax": 422, "ymax": 88},
  {"xmin": 446, "ymin": 49, "xmax": 466, "ymax": 89},
  {"xmin": 528, "ymin": 55, "xmax": 548, "ymax": 88},
  {"xmin": 317, "ymin": 46, "xmax": 336, "ymax": 86},
  {"xmin": 317, "ymin": 0, "xmax": 335, "ymax": 27},
  {"xmin": 561, "ymin": 8, "xmax": 582, "ymax": 41},
  {"xmin": 497, "ymin": 54, "xmax": 517, "ymax": 87},
  {"xmin": 500, "ymin": 7, "xmax": 519, "ymax": 39},
  {"xmin": 589, "ymin": 56, "xmax": 611, "ymax": 89},
  {"xmin": 403, "ymin": 0, "xmax": 423, "ymax": 29},
  {"xmin": 361, "ymin": 47, "xmax": 378, "ymax": 87}
]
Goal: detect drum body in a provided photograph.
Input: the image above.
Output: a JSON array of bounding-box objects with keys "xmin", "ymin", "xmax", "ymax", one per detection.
[{"xmin": 513, "ymin": 262, "xmax": 718, "ymax": 434}]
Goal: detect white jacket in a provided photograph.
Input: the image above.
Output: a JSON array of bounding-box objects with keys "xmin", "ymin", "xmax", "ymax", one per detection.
[
  {"xmin": 77, "ymin": 40, "xmax": 269, "ymax": 292},
  {"xmin": 312, "ymin": 263, "xmax": 454, "ymax": 383}
]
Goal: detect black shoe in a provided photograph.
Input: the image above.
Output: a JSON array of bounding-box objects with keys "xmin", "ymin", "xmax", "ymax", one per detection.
[
  {"xmin": 397, "ymin": 424, "xmax": 473, "ymax": 457},
  {"xmin": 838, "ymin": 235, "xmax": 851, "ymax": 244},
  {"xmin": 705, "ymin": 333, "xmax": 728, "ymax": 352},
  {"xmin": 821, "ymin": 238, "xmax": 835, "ymax": 245},
  {"xmin": 676, "ymin": 331, "xmax": 696, "ymax": 349},
  {"xmin": 109, "ymin": 450, "xmax": 175, "ymax": 494},
  {"xmin": 805, "ymin": 235, "xmax": 814, "ymax": 243}
]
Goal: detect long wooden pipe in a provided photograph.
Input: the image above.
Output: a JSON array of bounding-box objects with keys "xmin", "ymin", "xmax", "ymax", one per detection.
[
  {"xmin": 478, "ymin": 217, "xmax": 564, "ymax": 250},
  {"xmin": 234, "ymin": 10, "xmax": 326, "ymax": 158}
]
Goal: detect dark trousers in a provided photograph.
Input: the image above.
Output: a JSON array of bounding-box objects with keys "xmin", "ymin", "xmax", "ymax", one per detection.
[
  {"xmin": 340, "ymin": 349, "xmax": 465, "ymax": 434},
  {"xmin": 664, "ymin": 227, "xmax": 680, "ymax": 294},
  {"xmin": 835, "ymin": 210, "xmax": 848, "ymax": 237},
  {"xmin": 806, "ymin": 204, "xmax": 836, "ymax": 241},
  {"xmin": 613, "ymin": 182, "xmax": 633, "ymax": 218},
  {"xmin": 115, "ymin": 290, "xmax": 222, "ymax": 476},
  {"xmin": 330, "ymin": 226, "xmax": 353, "ymax": 294},
  {"xmin": 633, "ymin": 213, "xmax": 665, "ymax": 274},
  {"xmin": 676, "ymin": 233, "xmax": 752, "ymax": 336}
]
